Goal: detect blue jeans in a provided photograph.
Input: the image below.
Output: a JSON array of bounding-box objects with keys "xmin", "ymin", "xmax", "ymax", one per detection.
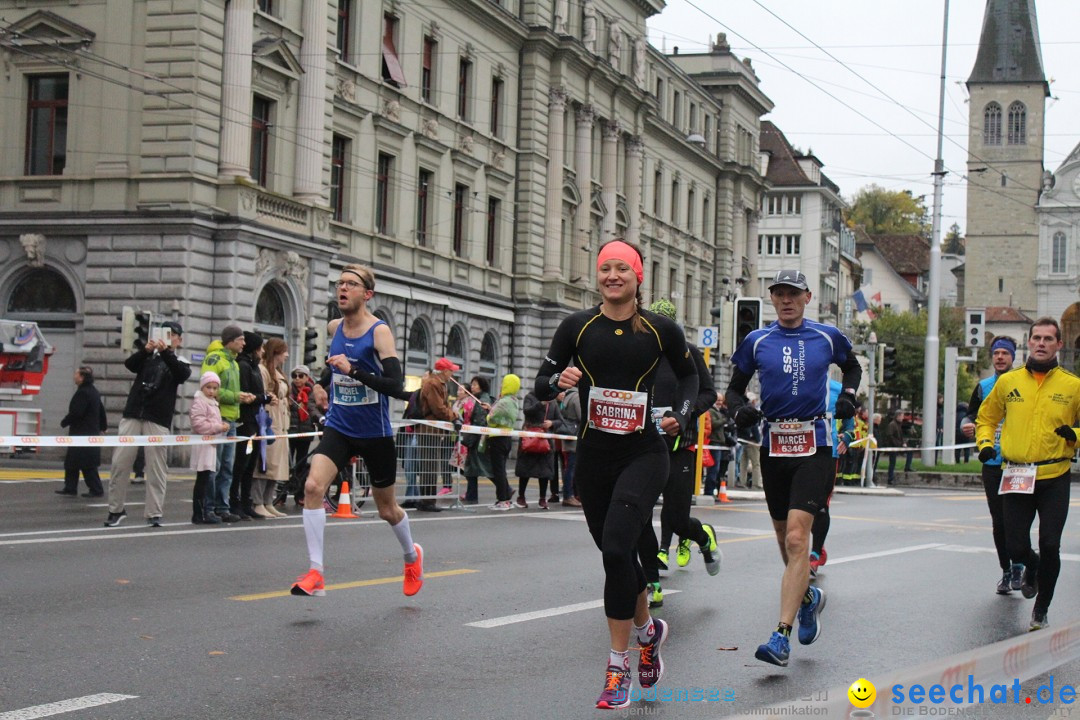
[
  {"xmin": 207, "ymin": 420, "xmax": 237, "ymax": 512},
  {"xmin": 403, "ymin": 432, "xmax": 419, "ymax": 498},
  {"xmin": 562, "ymin": 451, "xmax": 577, "ymax": 498}
]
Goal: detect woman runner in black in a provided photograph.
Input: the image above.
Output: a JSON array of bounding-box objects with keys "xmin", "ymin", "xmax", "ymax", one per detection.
[{"xmin": 535, "ymin": 240, "xmax": 698, "ymax": 710}]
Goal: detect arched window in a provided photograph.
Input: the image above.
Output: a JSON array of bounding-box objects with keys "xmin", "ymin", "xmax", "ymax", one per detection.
[
  {"xmin": 1007, "ymin": 102, "xmax": 1026, "ymax": 145},
  {"xmin": 479, "ymin": 331, "xmax": 499, "ymax": 380},
  {"xmin": 372, "ymin": 308, "xmax": 393, "ymax": 337},
  {"xmin": 7, "ymin": 268, "xmax": 77, "ymax": 324},
  {"xmin": 406, "ymin": 318, "xmax": 431, "ymax": 371},
  {"xmin": 1052, "ymin": 231, "xmax": 1068, "ymax": 274},
  {"xmin": 445, "ymin": 324, "xmax": 467, "ymax": 376},
  {"xmin": 983, "ymin": 102, "xmax": 1002, "ymax": 145},
  {"xmin": 254, "ymin": 283, "xmax": 287, "ymax": 340}
]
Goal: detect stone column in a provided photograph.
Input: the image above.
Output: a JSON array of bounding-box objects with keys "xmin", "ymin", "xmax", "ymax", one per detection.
[
  {"xmin": 572, "ymin": 104, "xmax": 595, "ymax": 281},
  {"xmin": 294, "ymin": 0, "xmax": 329, "ymax": 201},
  {"xmin": 624, "ymin": 135, "xmax": 644, "ymax": 245},
  {"xmin": 600, "ymin": 119, "xmax": 620, "ymax": 242},
  {"xmin": 219, "ymin": 0, "xmax": 255, "ymax": 179},
  {"xmin": 544, "ymin": 87, "xmax": 568, "ymax": 278}
]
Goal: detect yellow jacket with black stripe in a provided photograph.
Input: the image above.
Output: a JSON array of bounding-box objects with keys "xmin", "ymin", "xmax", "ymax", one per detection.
[{"xmin": 975, "ymin": 365, "xmax": 1080, "ymax": 479}]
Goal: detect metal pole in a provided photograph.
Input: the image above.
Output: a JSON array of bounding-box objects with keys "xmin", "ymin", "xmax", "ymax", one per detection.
[
  {"xmin": 864, "ymin": 344, "xmax": 877, "ymax": 487},
  {"xmin": 921, "ymin": 0, "xmax": 950, "ymax": 467},
  {"xmin": 942, "ymin": 346, "xmax": 958, "ymax": 465}
]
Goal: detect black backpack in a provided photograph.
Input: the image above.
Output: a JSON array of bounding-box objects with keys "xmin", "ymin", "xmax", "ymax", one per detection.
[{"xmin": 402, "ymin": 389, "xmax": 424, "ymax": 420}]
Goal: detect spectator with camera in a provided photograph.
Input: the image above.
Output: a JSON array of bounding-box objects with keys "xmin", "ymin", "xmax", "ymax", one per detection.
[{"xmin": 104, "ymin": 321, "xmax": 191, "ymax": 528}]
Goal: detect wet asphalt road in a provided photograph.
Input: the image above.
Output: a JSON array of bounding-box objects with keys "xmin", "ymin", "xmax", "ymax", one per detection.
[{"xmin": 1, "ymin": 478, "xmax": 1079, "ymax": 719}]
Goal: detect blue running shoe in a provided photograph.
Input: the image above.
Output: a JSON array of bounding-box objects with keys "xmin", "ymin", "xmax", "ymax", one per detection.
[
  {"xmin": 797, "ymin": 586, "xmax": 826, "ymax": 645},
  {"xmin": 1009, "ymin": 563, "xmax": 1024, "ymax": 591},
  {"xmin": 754, "ymin": 631, "xmax": 790, "ymax": 667}
]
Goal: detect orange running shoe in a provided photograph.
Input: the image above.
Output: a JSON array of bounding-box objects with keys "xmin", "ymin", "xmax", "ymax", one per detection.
[
  {"xmin": 403, "ymin": 543, "xmax": 424, "ymax": 597},
  {"xmin": 290, "ymin": 568, "xmax": 325, "ymax": 597}
]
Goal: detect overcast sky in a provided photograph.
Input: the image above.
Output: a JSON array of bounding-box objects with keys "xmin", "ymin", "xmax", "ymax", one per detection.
[{"xmin": 647, "ymin": 0, "xmax": 1080, "ymax": 237}]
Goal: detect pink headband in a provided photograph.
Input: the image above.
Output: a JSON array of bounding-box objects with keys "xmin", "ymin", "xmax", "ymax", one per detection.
[{"xmin": 597, "ymin": 241, "xmax": 643, "ymax": 283}]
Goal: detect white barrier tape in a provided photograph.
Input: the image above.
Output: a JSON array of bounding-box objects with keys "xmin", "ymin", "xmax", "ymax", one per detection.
[
  {"xmin": 732, "ymin": 619, "xmax": 1080, "ymax": 718},
  {"xmin": 0, "ymin": 431, "xmax": 324, "ymax": 448},
  {"xmin": 398, "ymin": 419, "xmax": 577, "ymax": 442},
  {"xmin": 0, "ymin": 423, "xmax": 580, "ymax": 447}
]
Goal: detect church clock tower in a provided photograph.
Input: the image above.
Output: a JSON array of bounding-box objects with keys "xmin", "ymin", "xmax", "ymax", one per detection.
[{"xmin": 964, "ymin": 0, "xmax": 1049, "ymax": 311}]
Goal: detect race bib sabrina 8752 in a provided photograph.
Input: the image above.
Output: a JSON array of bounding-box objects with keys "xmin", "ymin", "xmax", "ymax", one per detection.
[{"xmin": 587, "ymin": 386, "xmax": 648, "ymax": 435}]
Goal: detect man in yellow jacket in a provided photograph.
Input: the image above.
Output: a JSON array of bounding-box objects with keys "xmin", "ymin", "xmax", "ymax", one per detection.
[{"xmin": 975, "ymin": 317, "xmax": 1080, "ymax": 632}]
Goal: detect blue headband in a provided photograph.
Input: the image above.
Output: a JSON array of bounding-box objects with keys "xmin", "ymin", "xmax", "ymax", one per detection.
[{"xmin": 991, "ymin": 338, "xmax": 1016, "ymax": 357}]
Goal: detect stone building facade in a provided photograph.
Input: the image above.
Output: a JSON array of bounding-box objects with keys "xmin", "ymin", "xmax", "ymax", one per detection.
[{"xmin": 0, "ymin": 1, "xmax": 772, "ymax": 435}]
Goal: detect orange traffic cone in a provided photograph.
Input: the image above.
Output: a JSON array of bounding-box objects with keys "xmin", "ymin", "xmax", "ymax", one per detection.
[
  {"xmin": 718, "ymin": 480, "xmax": 731, "ymax": 503},
  {"xmin": 331, "ymin": 481, "xmax": 359, "ymax": 518}
]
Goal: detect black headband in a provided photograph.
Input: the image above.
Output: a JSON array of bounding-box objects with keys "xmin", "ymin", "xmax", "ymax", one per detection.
[{"xmin": 341, "ymin": 269, "xmax": 372, "ymax": 290}]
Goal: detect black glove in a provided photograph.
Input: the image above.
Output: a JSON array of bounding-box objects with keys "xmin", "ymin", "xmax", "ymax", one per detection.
[
  {"xmin": 1054, "ymin": 424, "xmax": 1076, "ymax": 443},
  {"xmin": 834, "ymin": 392, "xmax": 857, "ymax": 420},
  {"xmin": 978, "ymin": 447, "xmax": 996, "ymax": 463},
  {"xmin": 734, "ymin": 405, "xmax": 763, "ymax": 429},
  {"xmin": 452, "ymin": 417, "xmax": 464, "ymax": 433}
]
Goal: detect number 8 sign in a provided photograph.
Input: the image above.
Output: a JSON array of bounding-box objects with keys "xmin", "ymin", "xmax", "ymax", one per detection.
[{"xmin": 697, "ymin": 326, "xmax": 720, "ymax": 348}]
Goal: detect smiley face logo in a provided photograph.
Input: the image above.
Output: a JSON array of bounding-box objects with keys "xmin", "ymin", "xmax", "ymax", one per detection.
[{"xmin": 847, "ymin": 678, "xmax": 876, "ymax": 708}]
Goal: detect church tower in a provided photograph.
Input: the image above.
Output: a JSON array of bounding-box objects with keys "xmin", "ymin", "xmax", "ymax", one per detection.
[{"xmin": 964, "ymin": 0, "xmax": 1049, "ymax": 312}]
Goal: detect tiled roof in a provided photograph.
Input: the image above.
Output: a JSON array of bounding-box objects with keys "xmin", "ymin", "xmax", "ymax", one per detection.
[
  {"xmin": 985, "ymin": 306, "xmax": 1032, "ymax": 323},
  {"xmin": 863, "ymin": 234, "xmax": 929, "ymax": 276},
  {"xmin": 760, "ymin": 121, "xmax": 813, "ymax": 187}
]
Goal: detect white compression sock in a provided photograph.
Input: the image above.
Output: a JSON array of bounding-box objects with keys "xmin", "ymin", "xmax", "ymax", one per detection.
[
  {"xmin": 391, "ymin": 513, "xmax": 417, "ymax": 562},
  {"xmin": 608, "ymin": 649, "xmax": 630, "ymax": 670},
  {"xmin": 302, "ymin": 508, "xmax": 326, "ymax": 570},
  {"xmin": 634, "ymin": 618, "xmax": 655, "ymax": 646}
]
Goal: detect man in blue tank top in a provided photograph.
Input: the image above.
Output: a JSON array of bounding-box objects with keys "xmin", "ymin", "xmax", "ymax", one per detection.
[
  {"xmin": 290, "ymin": 264, "xmax": 424, "ymax": 599},
  {"xmin": 725, "ymin": 269, "xmax": 861, "ymax": 667}
]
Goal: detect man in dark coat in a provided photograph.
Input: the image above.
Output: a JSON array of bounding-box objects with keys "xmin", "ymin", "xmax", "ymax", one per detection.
[
  {"xmin": 57, "ymin": 366, "xmax": 107, "ymax": 497},
  {"xmin": 106, "ymin": 321, "xmax": 191, "ymax": 527}
]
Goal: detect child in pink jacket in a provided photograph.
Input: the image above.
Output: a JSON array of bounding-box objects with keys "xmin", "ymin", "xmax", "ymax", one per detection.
[{"xmin": 189, "ymin": 371, "xmax": 229, "ymax": 524}]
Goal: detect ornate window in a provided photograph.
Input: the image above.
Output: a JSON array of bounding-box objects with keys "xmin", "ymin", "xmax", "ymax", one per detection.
[
  {"xmin": 479, "ymin": 332, "xmax": 499, "ymax": 380},
  {"xmin": 1052, "ymin": 231, "xmax": 1067, "ymax": 274},
  {"xmin": 1007, "ymin": 102, "xmax": 1026, "ymax": 145},
  {"xmin": 406, "ymin": 319, "xmax": 431, "ymax": 371},
  {"xmin": 983, "ymin": 102, "xmax": 1002, "ymax": 145},
  {"xmin": 445, "ymin": 325, "xmax": 467, "ymax": 376}
]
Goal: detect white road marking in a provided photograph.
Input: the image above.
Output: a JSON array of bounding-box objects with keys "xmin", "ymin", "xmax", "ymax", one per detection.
[
  {"xmin": 0, "ymin": 693, "xmax": 137, "ymax": 719},
  {"xmin": 466, "ymin": 590, "xmax": 681, "ymax": 628},
  {"xmin": 936, "ymin": 544, "xmax": 1080, "ymax": 562},
  {"xmin": 826, "ymin": 543, "xmax": 946, "ymax": 565}
]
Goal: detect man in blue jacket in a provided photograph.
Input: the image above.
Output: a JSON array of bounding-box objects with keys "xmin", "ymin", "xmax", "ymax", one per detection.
[{"xmin": 960, "ymin": 336, "xmax": 1017, "ymax": 595}]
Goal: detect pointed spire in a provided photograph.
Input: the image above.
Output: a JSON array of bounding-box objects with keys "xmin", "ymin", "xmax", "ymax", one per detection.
[{"xmin": 968, "ymin": 0, "xmax": 1048, "ymax": 94}]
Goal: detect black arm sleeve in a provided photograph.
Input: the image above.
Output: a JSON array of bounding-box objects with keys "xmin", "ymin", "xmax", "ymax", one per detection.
[
  {"xmin": 838, "ymin": 352, "xmax": 862, "ymax": 392},
  {"xmin": 317, "ymin": 366, "xmax": 332, "ymax": 389},
  {"xmin": 661, "ymin": 324, "xmax": 699, "ymax": 432},
  {"xmin": 689, "ymin": 345, "xmax": 718, "ymax": 415},
  {"xmin": 350, "ymin": 356, "xmax": 404, "ymax": 398},
  {"xmin": 963, "ymin": 383, "xmax": 984, "ymax": 425},
  {"xmin": 534, "ymin": 319, "xmax": 577, "ymax": 401},
  {"xmin": 724, "ymin": 366, "xmax": 754, "ymax": 413}
]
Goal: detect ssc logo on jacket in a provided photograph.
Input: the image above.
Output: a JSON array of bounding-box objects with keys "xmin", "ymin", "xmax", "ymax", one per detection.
[{"xmin": 1050, "ymin": 393, "xmax": 1072, "ymax": 406}]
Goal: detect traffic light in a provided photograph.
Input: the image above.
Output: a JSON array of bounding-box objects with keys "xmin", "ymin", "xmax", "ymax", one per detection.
[
  {"xmin": 877, "ymin": 344, "xmax": 897, "ymax": 384},
  {"xmin": 965, "ymin": 308, "xmax": 986, "ymax": 348},
  {"xmin": 133, "ymin": 310, "xmax": 152, "ymax": 351},
  {"xmin": 303, "ymin": 326, "xmax": 319, "ymax": 366},
  {"xmin": 733, "ymin": 297, "xmax": 763, "ymax": 348},
  {"xmin": 116, "ymin": 305, "xmax": 136, "ymax": 354}
]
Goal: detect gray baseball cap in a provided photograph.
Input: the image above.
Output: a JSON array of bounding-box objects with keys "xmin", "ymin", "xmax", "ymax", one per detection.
[{"xmin": 768, "ymin": 269, "xmax": 809, "ymax": 292}]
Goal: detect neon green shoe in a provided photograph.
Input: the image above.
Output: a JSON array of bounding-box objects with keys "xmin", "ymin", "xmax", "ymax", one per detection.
[
  {"xmin": 647, "ymin": 581, "xmax": 664, "ymax": 608},
  {"xmin": 656, "ymin": 549, "xmax": 669, "ymax": 571},
  {"xmin": 676, "ymin": 538, "xmax": 692, "ymax": 567},
  {"xmin": 700, "ymin": 523, "xmax": 721, "ymax": 576}
]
